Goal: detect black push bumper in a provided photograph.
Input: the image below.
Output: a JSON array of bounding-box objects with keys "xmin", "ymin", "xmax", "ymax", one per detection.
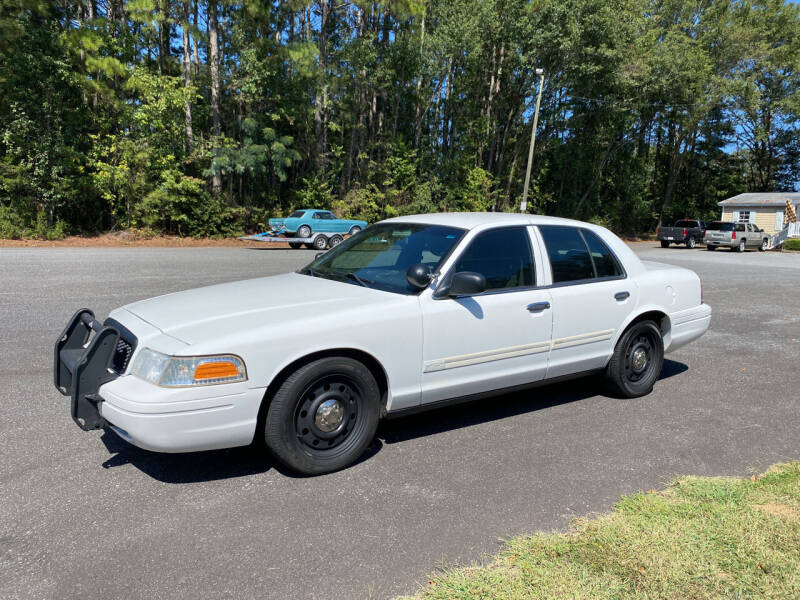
[{"xmin": 54, "ymin": 309, "xmax": 137, "ymax": 430}]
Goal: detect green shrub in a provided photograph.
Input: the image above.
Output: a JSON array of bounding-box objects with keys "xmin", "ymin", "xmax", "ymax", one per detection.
[
  {"xmin": 0, "ymin": 206, "xmax": 68, "ymax": 239},
  {"xmin": 784, "ymin": 238, "xmax": 800, "ymax": 251}
]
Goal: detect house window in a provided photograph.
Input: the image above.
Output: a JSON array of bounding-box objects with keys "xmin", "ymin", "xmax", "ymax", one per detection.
[{"xmin": 737, "ymin": 211, "xmax": 752, "ymax": 223}]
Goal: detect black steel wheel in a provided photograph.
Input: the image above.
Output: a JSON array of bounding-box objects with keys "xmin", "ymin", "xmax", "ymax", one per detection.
[
  {"xmin": 660, "ymin": 240, "xmax": 670, "ymax": 248},
  {"xmin": 349, "ymin": 226, "xmax": 362, "ymax": 236},
  {"xmin": 604, "ymin": 320, "xmax": 664, "ymax": 398},
  {"xmin": 328, "ymin": 234, "xmax": 344, "ymax": 247},
  {"xmin": 313, "ymin": 235, "xmax": 329, "ymax": 250},
  {"xmin": 297, "ymin": 225, "xmax": 312, "ymax": 239},
  {"xmin": 289, "ymin": 242, "xmax": 302, "ymax": 249},
  {"xmin": 264, "ymin": 357, "xmax": 380, "ymax": 475},
  {"xmin": 706, "ymin": 245, "xmax": 716, "ymax": 251}
]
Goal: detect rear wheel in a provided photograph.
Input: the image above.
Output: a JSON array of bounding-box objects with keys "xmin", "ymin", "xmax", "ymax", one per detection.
[
  {"xmin": 328, "ymin": 234, "xmax": 344, "ymax": 248},
  {"xmin": 660, "ymin": 240, "xmax": 670, "ymax": 248},
  {"xmin": 686, "ymin": 236, "xmax": 696, "ymax": 249},
  {"xmin": 706, "ymin": 245, "xmax": 716, "ymax": 251},
  {"xmin": 760, "ymin": 238, "xmax": 768, "ymax": 252},
  {"xmin": 735, "ymin": 239, "xmax": 745, "ymax": 252},
  {"xmin": 289, "ymin": 242, "xmax": 302, "ymax": 249},
  {"xmin": 297, "ymin": 225, "xmax": 312, "ymax": 239},
  {"xmin": 604, "ymin": 320, "xmax": 664, "ymax": 398},
  {"xmin": 264, "ymin": 357, "xmax": 380, "ymax": 475}
]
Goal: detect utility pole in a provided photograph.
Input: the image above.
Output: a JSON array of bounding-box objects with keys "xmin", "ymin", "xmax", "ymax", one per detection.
[{"xmin": 520, "ymin": 68, "xmax": 545, "ymax": 213}]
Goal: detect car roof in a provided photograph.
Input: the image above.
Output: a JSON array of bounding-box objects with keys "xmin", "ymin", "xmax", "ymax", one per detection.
[
  {"xmin": 298, "ymin": 208, "xmax": 331, "ymax": 213},
  {"xmin": 381, "ymin": 212, "xmax": 590, "ymax": 230}
]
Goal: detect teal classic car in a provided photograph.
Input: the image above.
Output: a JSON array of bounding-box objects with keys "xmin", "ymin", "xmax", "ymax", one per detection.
[{"xmin": 268, "ymin": 209, "xmax": 367, "ymax": 239}]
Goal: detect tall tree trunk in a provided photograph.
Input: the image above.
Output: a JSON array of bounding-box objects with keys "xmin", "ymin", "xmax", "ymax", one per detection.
[
  {"xmin": 182, "ymin": 1, "xmax": 194, "ymax": 151},
  {"xmin": 209, "ymin": 1, "xmax": 222, "ymax": 195},
  {"xmin": 314, "ymin": 0, "xmax": 329, "ymax": 171},
  {"xmin": 192, "ymin": 0, "xmax": 200, "ymax": 77}
]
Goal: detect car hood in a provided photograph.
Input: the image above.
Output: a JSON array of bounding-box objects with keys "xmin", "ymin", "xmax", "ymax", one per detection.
[{"xmin": 122, "ymin": 272, "xmax": 394, "ymax": 345}]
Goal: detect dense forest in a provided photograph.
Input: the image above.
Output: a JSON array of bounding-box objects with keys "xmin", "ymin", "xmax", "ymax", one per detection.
[{"xmin": 0, "ymin": 0, "xmax": 798, "ymax": 238}]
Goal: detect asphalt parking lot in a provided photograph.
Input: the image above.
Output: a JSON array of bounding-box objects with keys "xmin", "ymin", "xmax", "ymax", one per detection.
[{"xmin": 1, "ymin": 242, "xmax": 799, "ymax": 600}]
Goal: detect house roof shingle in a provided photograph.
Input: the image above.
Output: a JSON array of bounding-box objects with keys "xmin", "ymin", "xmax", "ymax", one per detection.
[{"xmin": 718, "ymin": 192, "xmax": 800, "ymax": 207}]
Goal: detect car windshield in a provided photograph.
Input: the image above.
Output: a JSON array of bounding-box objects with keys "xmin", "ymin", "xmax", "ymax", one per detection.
[
  {"xmin": 706, "ymin": 222, "xmax": 734, "ymax": 231},
  {"xmin": 299, "ymin": 223, "xmax": 465, "ymax": 294},
  {"xmin": 288, "ymin": 210, "xmax": 305, "ymax": 218}
]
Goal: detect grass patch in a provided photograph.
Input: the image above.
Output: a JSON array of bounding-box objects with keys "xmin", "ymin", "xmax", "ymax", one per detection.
[
  {"xmin": 783, "ymin": 238, "xmax": 800, "ymax": 251},
  {"xmin": 405, "ymin": 463, "xmax": 800, "ymax": 599}
]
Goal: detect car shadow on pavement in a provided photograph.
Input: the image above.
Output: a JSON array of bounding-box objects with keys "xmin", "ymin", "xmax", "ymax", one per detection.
[
  {"xmin": 377, "ymin": 359, "xmax": 688, "ymax": 445},
  {"xmin": 95, "ymin": 359, "xmax": 686, "ymax": 482}
]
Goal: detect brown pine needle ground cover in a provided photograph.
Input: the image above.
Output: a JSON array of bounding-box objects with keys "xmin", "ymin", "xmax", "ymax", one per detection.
[{"xmin": 405, "ymin": 462, "xmax": 800, "ymax": 599}]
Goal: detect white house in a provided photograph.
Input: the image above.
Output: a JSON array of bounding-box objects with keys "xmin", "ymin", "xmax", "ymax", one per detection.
[{"xmin": 718, "ymin": 192, "xmax": 800, "ymax": 234}]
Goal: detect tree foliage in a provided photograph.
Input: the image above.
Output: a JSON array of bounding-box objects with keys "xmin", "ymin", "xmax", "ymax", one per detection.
[{"xmin": 0, "ymin": 0, "xmax": 798, "ymax": 238}]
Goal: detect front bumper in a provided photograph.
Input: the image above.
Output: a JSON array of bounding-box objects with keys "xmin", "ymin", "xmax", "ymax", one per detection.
[
  {"xmin": 54, "ymin": 308, "xmax": 264, "ymax": 452},
  {"xmin": 54, "ymin": 309, "xmax": 137, "ymax": 430}
]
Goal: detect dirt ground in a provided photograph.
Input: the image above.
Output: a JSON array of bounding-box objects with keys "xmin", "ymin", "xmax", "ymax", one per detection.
[
  {"xmin": 0, "ymin": 231, "xmax": 290, "ymax": 248},
  {"xmin": 0, "ymin": 230, "xmax": 656, "ymax": 248}
]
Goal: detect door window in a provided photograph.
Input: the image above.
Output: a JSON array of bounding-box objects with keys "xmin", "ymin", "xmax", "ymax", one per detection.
[
  {"xmin": 539, "ymin": 226, "xmax": 624, "ymax": 283},
  {"xmin": 582, "ymin": 230, "xmax": 623, "ymax": 278},
  {"xmin": 539, "ymin": 226, "xmax": 595, "ymax": 283},
  {"xmin": 451, "ymin": 227, "xmax": 535, "ymax": 291}
]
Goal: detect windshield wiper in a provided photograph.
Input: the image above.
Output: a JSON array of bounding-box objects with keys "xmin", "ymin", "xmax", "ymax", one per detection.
[{"xmin": 343, "ymin": 272, "xmax": 375, "ymax": 287}]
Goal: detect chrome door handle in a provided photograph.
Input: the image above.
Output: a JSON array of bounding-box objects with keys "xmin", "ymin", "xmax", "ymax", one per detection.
[
  {"xmin": 527, "ymin": 301, "xmax": 551, "ymax": 312},
  {"xmin": 615, "ymin": 291, "xmax": 630, "ymax": 301}
]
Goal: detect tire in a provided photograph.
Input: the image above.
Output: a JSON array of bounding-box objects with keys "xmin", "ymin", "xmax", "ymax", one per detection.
[
  {"xmin": 289, "ymin": 242, "xmax": 302, "ymax": 249},
  {"xmin": 604, "ymin": 320, "xmax": 664, "ymax": 398},
  {"xmin": 706, "ymin": 245, "xmax": 716, "ymax": 251},
  {"xmin": 735, "ymin": 239, "xmax": 745, "ymax": 253},
  {"xmin": 349, "ymin": 226, "xmax": 362, "ymax": 236},
  {"xmin": 760, "ymin": 238, "xmax": 768, "ymax": 252},
  {"xmin": 686, "ymin": 236, "xmax": 696, "ymax": 249},
  {"xmin": 264, "ymin": 357, "xmax": 381, "ymax": 475},
  {"xmin": 297, "ymin": 225, "xmax": 312, "ymax": 239},
  {"xmin": 328, "ymin": 234, "xmax": 343, "ymax": 247},
  {"xmin": 303, "ymin": 243, "xmax": 315, "ymax": 249},
  {"xmin": 660, "ymin": 240, "xmax": 670, "ymax": 248},
  {"xmin": 313, "ymin": 235, "xmax": 329, "ymax": 250}
]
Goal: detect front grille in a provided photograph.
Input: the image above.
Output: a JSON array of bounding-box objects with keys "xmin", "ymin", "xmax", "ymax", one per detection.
[
  {"xmin": 111, "ymin": 337, "xmax": 134, "ymax": 374},
  {"xmin": 104, "ymin": 318, "xmax": 138, "ymax": 375}
]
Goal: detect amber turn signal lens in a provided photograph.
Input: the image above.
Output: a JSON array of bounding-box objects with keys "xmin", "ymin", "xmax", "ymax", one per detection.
[{"xmin": 193, "ymin": 361, "xmax": 240, "ymax": 380}]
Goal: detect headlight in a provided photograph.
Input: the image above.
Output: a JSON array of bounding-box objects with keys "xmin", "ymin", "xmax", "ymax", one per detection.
[{"xmin": 130, "ymin": 348, "xmax": 247, "ymax": 387}]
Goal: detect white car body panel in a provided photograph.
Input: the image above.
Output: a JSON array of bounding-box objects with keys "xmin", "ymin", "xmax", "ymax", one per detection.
[{"xmin": 90, "ymin": 213, "xmax": 710, "ymax": 453}]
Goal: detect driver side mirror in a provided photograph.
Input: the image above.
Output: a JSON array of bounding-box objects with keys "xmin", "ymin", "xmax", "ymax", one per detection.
[{"xmin": 439, "ymin": 271, "xmax": 487, "ymax": 297}]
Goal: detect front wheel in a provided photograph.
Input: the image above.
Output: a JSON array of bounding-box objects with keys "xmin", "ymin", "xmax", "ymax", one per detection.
[
  {"xmin": 760, "ymin": 239, "xmax": 768, "ymax": 252},
  {"xmin": 349, "ymin": 226, "xmax": 362, "ymax": 236},
  {"xmin": 313, "ymin": 235, "xmax": 329, "ymax": 250},
  {"xmin": 297, "ymin": 225, "xmax": 312, "ymax": 239},
  {"xmin": 264, "ymin": 357, "xmax": 380, "ymax": 475},
  {"xmin": 660, "ymin": 240, "xmax": 670, "ymax": 248},
  {"xmin": 604, "ymin": 320, "xmax": 664, "ymax": 398},
  {"xmin": 686, "ymin": 236, "xmax": 696, "ymax": 249},
  {"xmin": 289, "ymin": 242, "xmax": 302, "ymax": 249}
]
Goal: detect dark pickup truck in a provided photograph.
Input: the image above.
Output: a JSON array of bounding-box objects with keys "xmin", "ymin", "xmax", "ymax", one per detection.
[{"xmin": 657, "ymin": 219, "xmax": 707, "ymax": 249}]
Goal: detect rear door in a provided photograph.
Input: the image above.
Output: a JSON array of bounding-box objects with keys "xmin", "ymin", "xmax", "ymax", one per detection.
[{"xmin": 535, "ymin": 225, "xmax": 637, "ymax": 378}]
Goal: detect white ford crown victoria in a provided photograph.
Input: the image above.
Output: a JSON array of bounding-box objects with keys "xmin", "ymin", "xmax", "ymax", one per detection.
[{"xmin": 55, "ymin": 213, "xmax": 711, "ymax": 474}]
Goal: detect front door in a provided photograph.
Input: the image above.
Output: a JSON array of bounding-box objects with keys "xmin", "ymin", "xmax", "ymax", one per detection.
[{"xmin": 420, "ymin": 226, "xmax": 553, "ymax": 403}]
